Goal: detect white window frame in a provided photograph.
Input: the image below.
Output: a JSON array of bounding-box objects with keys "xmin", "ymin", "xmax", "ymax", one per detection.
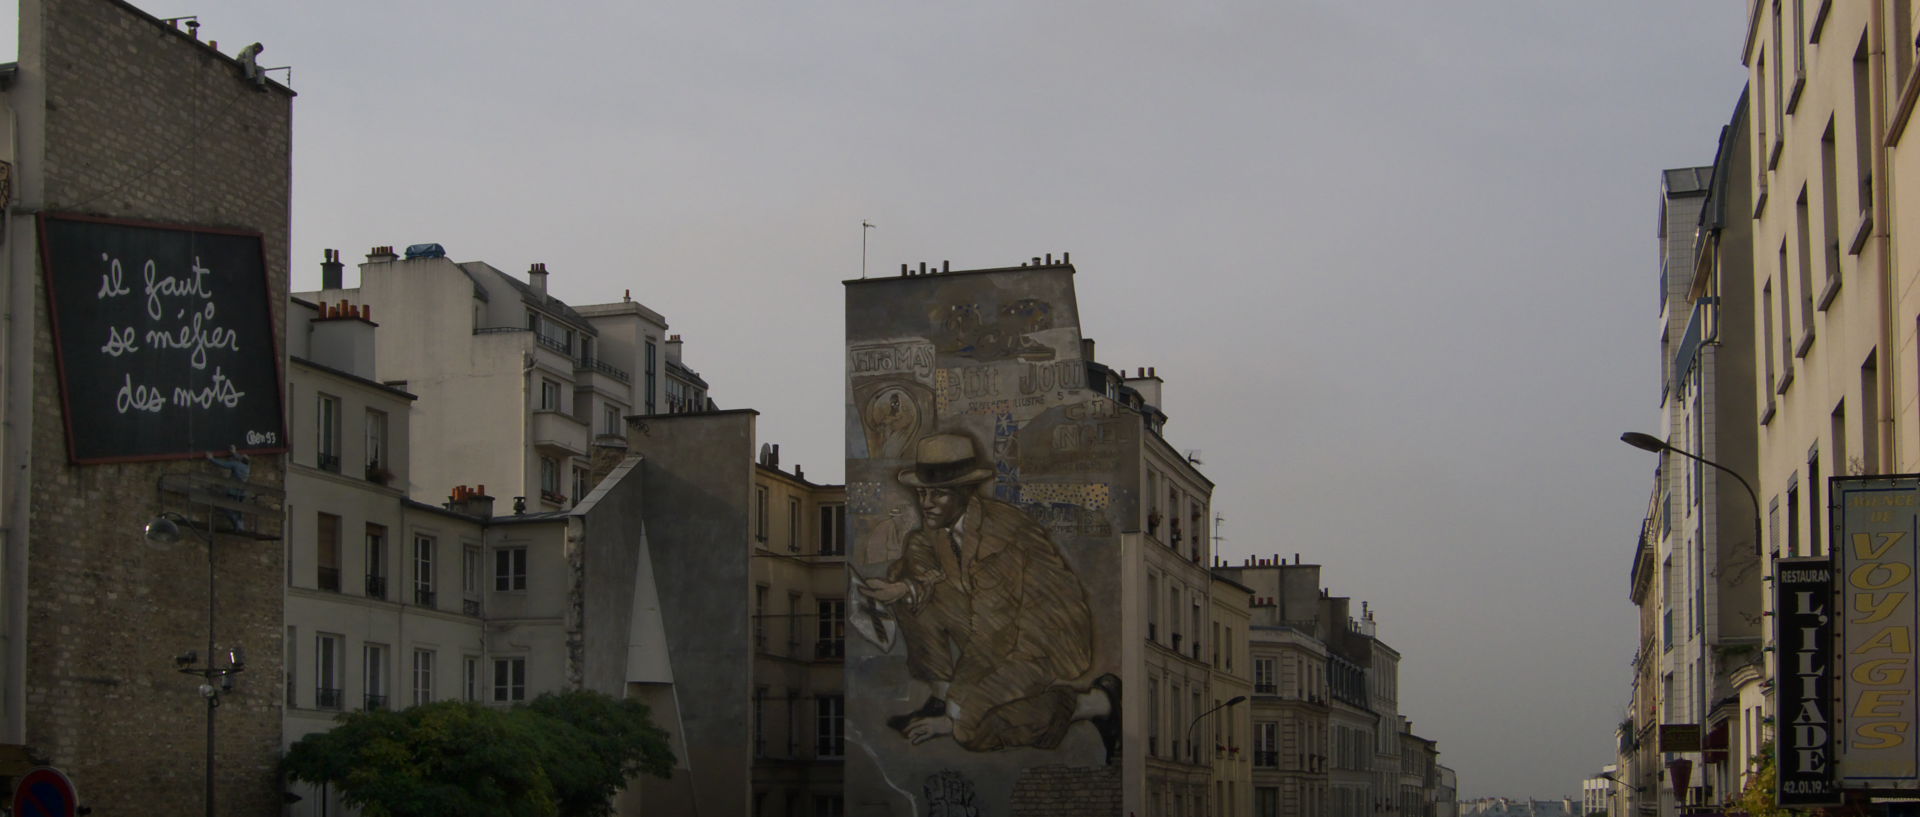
[
  {"xmin": 495, "ymin": 547, "xmax": 528, "ymax": 591},
  {"xmin": 364, "ymin": 642, "xmax": 389, "ymax": 710},
  {"xmin": 492, "ymin": 656, "xmax": 526, "ymax": 702},
  {"xmin": 412, "ymin": 649, "xmax": 434, "ymax": 706}
]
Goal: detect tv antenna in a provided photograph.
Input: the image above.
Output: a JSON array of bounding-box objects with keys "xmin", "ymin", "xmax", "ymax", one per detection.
[
  {"xmin": 1185, "ymin": 449, "xmax": 1203, "ymax": 465},
  {"xmin": 860, "ymin": 220, "xmax": 876, "ymax": 278}
]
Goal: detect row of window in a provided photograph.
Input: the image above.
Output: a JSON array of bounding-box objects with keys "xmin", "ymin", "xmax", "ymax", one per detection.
[
  {"xmin": 753, "ymin": 591, "xmax": 845, "ymax": 659},
  {"xmin": 1143, "ymin": 675, "xmax": 1222, "ymax": 764},
  {"xmin": 310, "ymin": 515, "xmax": 526, "ymax": 608},
  {"xmin": 753, "ymin": 487, "xmax": 847, "ymax": 556},
  {"xmin": 1144, "ymin": 572, "xmax": 1207, "ymax": 661},
  {"xmin": 291, "ymin": 629, "xmax": 528, "ymax": 711},
  {"xmin": 1144, "ymin": 467, "xmax": 1209, "ymax": 560},
  {"xmin": 1251, "ymin": 653, "xmax": 1327, "ymax": 702},
  {"xmin": 751, "ymin": 688, "xmax": 844, "ymax": 758},
  {"xmin": 313, "ymin": 393, "xmax": 390, "ymax": 479}
]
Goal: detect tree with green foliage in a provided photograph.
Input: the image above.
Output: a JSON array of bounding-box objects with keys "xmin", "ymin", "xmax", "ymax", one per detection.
[
  {"xmin": 283, "ymin": 691, "xmax": 675, "ymax": 817},
  {"xmin": 1736, "ymin": 746, "xmax": 1808, "ymax": 817}
]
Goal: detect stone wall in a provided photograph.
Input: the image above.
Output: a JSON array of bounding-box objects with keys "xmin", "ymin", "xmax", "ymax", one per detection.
[
  {"xmin": 21, "ymin": 0, "xmax": 292, "ymax": 813},
  {"xmin": 1010, "ymin": 765, "xmax": 1124, "ymax": 817}
]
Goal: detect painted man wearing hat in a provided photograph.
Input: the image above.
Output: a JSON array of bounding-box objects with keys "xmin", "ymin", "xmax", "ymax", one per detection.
[{"xmin": 857, "ymin": 433, "xmax": 1121, "ymax": 761}]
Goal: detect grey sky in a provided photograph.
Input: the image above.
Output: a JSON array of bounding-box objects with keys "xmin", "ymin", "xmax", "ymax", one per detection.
[{"xmin": 7, "ymin": 0, "xmax": 1748, "ymax": 799}]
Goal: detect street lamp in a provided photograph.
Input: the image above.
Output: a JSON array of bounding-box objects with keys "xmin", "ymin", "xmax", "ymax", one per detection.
[
  {"xmin": 1619, "ymin": 432, "xmax": 1764, "ymax": 556},
  {"xmin": 1185, "ymin": 695, "xmax": 1248, "ymax": 765},
  {"xmin": 145, "ymin": 510, "xmax": 245, "ymax": 817}
]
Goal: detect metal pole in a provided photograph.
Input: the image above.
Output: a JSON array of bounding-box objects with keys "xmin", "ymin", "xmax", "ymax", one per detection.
[{"xmin": 205, "ymin": 506, "xmax": 216, "ymax": 817}]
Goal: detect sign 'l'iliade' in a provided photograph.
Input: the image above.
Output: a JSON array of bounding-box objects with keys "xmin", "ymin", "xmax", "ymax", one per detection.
[
  {"xmin": 38, "ymin": 213, "xmax": 287, "ymax": 463},
  {"xmin": 1775, "ymin": 556, "xmax": 1840, "ymax": 806}
]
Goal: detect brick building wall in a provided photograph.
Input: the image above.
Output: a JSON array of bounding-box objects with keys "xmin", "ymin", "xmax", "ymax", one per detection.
[{"xmin": 20, "ymin": 0, "xmax": 291, "ymax": 813}]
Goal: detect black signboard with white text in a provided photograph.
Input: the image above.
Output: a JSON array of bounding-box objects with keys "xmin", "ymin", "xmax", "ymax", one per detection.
[
  {"xmin": 1775, "ymin": 557, "xmax": 1841, "ymax": 806},
  {"xmin": 39, "ymin": 213, "xmax": 286, "ymax": 463}
]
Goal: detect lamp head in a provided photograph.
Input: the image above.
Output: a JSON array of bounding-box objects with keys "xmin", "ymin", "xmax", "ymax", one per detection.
[
  {"xmin": 144, "ymin": 513, "xmax": 184, "ymax": 544},
  {"xmin": 1619, "ymin": 432, "xmax": 1669, "ymax": 454},
  {"xmin": 1226, "ymin": 695, "xmax": 1248, "ymax": 707}
]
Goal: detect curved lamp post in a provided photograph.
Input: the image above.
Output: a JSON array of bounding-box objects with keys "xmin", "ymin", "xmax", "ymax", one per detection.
[
  {"xmin": 146, "ymin": 510, "xmax": 245, "ymax": 817},
  {"xmin": 1185, "ymin": 695, "xmax": 1248, "ymax": 765},
  {"xmin": 1620, "ymin": 432, "xmax": 1764, "ymax": 556}
]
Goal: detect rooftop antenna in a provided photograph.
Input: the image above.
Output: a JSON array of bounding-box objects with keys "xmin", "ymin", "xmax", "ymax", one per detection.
[
  {"xmin": 1212, "ymin": 512, "xmax": 1226, "ymax": 550},
  {"xmin": 1185, "ymin": 449, "xmax": 1203, "ymax": 465},
  {"xmin": 861, "ymin": 220, "xmax": 876, "ymax": 279}
]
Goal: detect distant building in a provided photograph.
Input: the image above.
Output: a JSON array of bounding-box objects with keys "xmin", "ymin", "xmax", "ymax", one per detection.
[
  {"xmin": 281, "ymin": 296, "xmax": 663, "ymax": 816},
  {"xmin": 300, "ymin": 247, "xmax": 710, "ymax": 512}
]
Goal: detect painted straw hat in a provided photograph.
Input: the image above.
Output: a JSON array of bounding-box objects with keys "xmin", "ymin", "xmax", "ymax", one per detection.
[{"xmin": 896, "ymin": 433, "xmax": 994, "ymax": 488}]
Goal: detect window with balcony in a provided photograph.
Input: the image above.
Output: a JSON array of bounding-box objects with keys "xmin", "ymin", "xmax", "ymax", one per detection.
[
  {"xmin": 364, "ymin": 524, "xmax": 387, "ymax": 599},
  {"xmin": 317, "ymin": 513, "xmax": 341, "ymax": 592},
  {"xmin": 412, "ymin": 649, "xmax": 434, "ymax": 706},
  {"xmin": 539, "ymin": 378, "xmax": 561, "ymax": 412},
  {"xmin": 787, "ymin": 497, "xmax": 801, "ymax": 552},
  {"xmin": 316, "ymin": 393, "xmax": 341, "ymax": 472},
  {"xmin": 316, "ymin": 633, "xmax": 343, "ymax": 710},
  {"xmin": 364, "ymin": 643, "xmax": 388, "ymax": 710},
  {"xmin": 753, "ymin": 686, "xmax": 767, "ymax": 757},
  {"xmin": 414, "ymin": 535, "xmax": 437, "ymax": 607},
  {"xmin": 463, "ymin": 545, "xmax": 483, "ymax": 615},
  {"xmin": 817, "ymin": 598, "xmax": 845, "ymax": 659},
  {"xmin": 1255, "ymin": 721, "xmax": 1279, "ymax": 768},
  {"xmin": 645, "ymin": 340, "xmax": 658, "ymax": 414},
  {"xmin": 1254, "ymin": 657, "xmax": 1276, "ymax": 695},
  {"xmin": 755, "ymin": 585, "xmax": 768, "ymax": 650},
  {"xmin": 540, "ymin": 457, "xmax": 563, "ymax": 505},
  {"xmin": 493, "ymin": 657, "xmax": 525, "ymax": 702},
  {"xmin": 365, "ymin": 408, "xmax": 388, "ymax": 481},
  {"xmin": 1148, "ymin": 677, "xmax": 1160, "ymax": 757},
  {"xmin": 495, "ymin": 547, "xmax": 527, "ymax": 591},
  {"xmin": 755, "ymin": 486, "xmax": 769, "ymax": 543},
  {"xmin": 817, "ymin": 695, "xmax": 845, "ymax": 757}
]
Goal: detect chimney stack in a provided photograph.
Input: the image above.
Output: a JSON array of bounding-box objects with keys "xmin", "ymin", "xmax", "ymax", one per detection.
[
  {"xmin": 321, "ymin": 249, "xmax": 344, "ymax": 289},
  {"xmin": 528, "ymin": 262, "xmax": 548, "ymax": 295},
  {"xmin": 367, "ymin": 245, "xmax": 397, "ymax": 262}
]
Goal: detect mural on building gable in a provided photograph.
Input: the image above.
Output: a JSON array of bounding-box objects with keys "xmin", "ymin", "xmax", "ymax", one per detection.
[{"xmin": 848, "ymin": 268, "xmax": 1127, "ymax": 815}]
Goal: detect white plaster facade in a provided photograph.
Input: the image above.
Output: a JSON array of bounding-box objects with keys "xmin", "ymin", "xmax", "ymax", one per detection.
[
  {"xmin": 298, "ymin": 248, "xmax": 709, "ymax": 514},
  {"xmin": 281, "ymin": 296, "xmax": 671, "ymax": 816}
]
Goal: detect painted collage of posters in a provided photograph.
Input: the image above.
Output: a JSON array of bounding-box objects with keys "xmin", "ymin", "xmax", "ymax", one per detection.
[{"xmin": 845, "ymin": 268, "xmax": 1128, "ymax": 816}]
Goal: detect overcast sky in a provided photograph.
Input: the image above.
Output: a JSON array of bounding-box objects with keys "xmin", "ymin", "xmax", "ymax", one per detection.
[{"xmin": 8, "ymin": 0, "xmax": 1750, "ymax": 799}]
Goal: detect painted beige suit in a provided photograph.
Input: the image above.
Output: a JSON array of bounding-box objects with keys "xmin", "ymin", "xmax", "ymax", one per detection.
[{"xmin": 889, "ymin": 495, "xmax": 1093, "ymax": 750}]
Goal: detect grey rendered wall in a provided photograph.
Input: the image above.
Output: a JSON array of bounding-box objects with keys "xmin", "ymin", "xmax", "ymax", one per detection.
[{"xmin": 628, "ymin": 410, "xmax": 757, "ymax": 817}]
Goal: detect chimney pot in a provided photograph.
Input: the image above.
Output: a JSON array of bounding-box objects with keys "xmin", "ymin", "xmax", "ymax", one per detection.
[{"xmin": 942, "ymin": 260, "xmax": 950, "ymax": 272}]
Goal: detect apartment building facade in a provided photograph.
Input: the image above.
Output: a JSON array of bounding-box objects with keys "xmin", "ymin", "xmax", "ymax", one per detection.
[
  {"xmin": 748, "ymin": 448, "xmax": 850, "ymax": 817},
  {"xmin": 282, "ymin": 296, "xmax": 668, "ymax": 815},
  {"xmin": 300, "ymin": 248, "xmax": 709, "ymax": 513}
]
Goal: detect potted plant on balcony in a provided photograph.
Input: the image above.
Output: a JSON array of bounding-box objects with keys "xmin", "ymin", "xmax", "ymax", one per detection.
[{"xmin": 365, "ymin": 459, "xmax": 394, "ymax": 486}]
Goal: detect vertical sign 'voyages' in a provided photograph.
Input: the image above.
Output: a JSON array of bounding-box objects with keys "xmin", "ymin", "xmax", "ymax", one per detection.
[
  {"xmin": 1833, "ymin": 476, "xmax": 1920, "ymax": 789},
  {"xmin": 39, "ymin": 214, "xmax": 286, "ymax": 463}
]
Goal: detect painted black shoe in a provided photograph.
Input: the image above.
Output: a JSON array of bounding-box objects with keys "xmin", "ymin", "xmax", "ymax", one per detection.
[
  {"xmin": 886, "ymin": 696, "xmax": 947, "ymax": 735},
  {"xmin": 1090, "ymin": 673, "xmax": 1122, "ymax": 765}
]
